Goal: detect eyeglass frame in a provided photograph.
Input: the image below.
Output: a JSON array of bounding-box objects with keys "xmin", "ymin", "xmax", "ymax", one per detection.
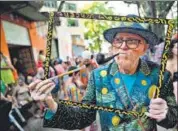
[{"xmin": 112, "ymin": 38, "xmax": 142, "ymax": 49}]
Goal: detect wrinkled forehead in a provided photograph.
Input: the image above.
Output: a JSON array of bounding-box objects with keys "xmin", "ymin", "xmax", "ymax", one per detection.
[{"xmin": 115, "ymin": 32, "xmax": 145, "ymax": 41}]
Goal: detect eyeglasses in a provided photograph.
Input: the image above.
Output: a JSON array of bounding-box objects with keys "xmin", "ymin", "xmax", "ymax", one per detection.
[{"xmin": 112, "ymin": 38, "xmax": 141, "ymax": 49}]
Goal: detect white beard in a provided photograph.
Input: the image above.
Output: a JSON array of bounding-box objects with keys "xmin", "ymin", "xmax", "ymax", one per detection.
[{"xmin": 115, "ymin": 56, "xmax": 139, "ymax": 74}]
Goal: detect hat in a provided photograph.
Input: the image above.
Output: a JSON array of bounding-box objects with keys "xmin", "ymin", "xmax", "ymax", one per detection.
[
  {"xmin": 103, "ymin": 15, "xmax": 159, "ymax": 45},
  {"xmin": 57, "ymin": 58, "xmax": 63, "ymax": 64}
]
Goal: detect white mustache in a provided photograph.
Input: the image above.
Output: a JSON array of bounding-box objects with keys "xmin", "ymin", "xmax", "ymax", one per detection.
[{"xmin": 117, "ymin": 53, "xmax": 129, "ymax": 56}]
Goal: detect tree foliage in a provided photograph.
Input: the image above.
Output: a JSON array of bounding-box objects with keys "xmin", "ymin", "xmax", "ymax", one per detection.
[
  {"xmin": 125, "ymin": 1, "xmax": 175, "ymax": 38},
  {"xmin": 173, "ymin": 16, "xmax": 178, "ymax": 31},
  {"xmin": 81, "ymin": 2, "xmax": 116, "ymax": 52}
]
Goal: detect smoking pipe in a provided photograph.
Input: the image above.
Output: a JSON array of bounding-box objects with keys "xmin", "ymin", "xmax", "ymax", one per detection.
[{"xmin": 96, "ymin": 53, "xmax": 120, "ymax": 65}]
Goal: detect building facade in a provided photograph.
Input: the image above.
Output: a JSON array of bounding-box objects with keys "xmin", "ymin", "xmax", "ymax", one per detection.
[
  {"xmin": 56, "ymin": 1, "xmax": 86, "ymax": 60},
  {"xmin": 40, "ymin": 1, "xmax": 60, "ymax": 60},
  {"xmin": 39, "ymin": 1, "xmax": 86, "ymax": 61},
  {"xmin": 0, "ymin": 2, "xmax": 48, "ymax": 75}
]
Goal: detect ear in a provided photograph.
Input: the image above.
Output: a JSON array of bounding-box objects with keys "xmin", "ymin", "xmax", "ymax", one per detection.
[
  {"xmin": 143, "ymin": 44, "xmax": 149, "ymax": 52},
  {"xmin": 140, "ymin": 44, "xmax": 149, "ymax": 56}
]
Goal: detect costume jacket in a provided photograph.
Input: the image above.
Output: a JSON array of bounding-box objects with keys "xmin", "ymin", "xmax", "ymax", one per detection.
[{"xmin": 44, "ymin": 60, "xmax": 178, "ymax": 131}]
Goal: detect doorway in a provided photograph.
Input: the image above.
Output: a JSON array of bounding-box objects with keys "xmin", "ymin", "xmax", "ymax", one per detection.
[{"xmin": 8, "ymin": 45, "xmax": 37, "ymax": 76}]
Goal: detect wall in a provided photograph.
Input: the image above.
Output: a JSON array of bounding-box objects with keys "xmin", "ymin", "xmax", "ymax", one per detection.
[
  {"xmin": 28, "ymin": 22, "xmax": 47, "ymax": 62},
  {"xmin": 0, "ymin": 20, "xmax": 10, "ymax": 58},
  {"xmin": 72, "ymin": 45, "xmax": 85, "ymax": 57},
  {"xmin": 0, "ymin": 14, "xmax": 47, "ymax": 62}
]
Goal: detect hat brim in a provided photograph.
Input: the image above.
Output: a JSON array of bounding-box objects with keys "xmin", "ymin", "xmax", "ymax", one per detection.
[{"xmin": 104, "ymin": 27, "xmax": 159, "ymax": 45}]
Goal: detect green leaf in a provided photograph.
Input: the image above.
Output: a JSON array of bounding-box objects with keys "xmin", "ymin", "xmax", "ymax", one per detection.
[{"xmin": 81, "ymin": 2, "xmax": 117, "ymax": 52}]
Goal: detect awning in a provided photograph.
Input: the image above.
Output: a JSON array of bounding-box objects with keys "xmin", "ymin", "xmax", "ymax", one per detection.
[{"xmin": 0, "ymin": 1, "xmax": 48, "ymax": 21}]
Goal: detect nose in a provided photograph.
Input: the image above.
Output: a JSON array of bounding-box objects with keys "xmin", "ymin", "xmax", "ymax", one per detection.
[{"xmin": 120, "ymin": 41, "xmax": 128, "ymax": 50}]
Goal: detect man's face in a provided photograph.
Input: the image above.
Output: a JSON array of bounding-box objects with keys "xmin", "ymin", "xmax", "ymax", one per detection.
[{"xmin": 112, "ymin": 33, "xmax": 148, "ymax": 67}]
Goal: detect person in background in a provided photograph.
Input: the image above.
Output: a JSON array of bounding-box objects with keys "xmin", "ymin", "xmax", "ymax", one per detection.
[
  {"xmin": 70, "ymin": 57, "xmax": 77, "ymax": 66},
  {"xmin": 0, "ymin": 80, "xmax": 7, "ymax": 95},
  {"xmin": 49, "ymin": 61, "xmax": 56, "ymax": 78},
  {"xmin": 34, "ymin": 66, "xmax": 45, "ymax": 80},
  {"xmin": 51, "ymin": 60, "xmax": 69, "ymax": 100},
  {"xmin": 64, "ymin": 66, "xmax": 84, "ymax": 102},
  {"xmin": 75, "ymin": 57, "xmax": 82, "ymax": 66},
  {"xmin": 53, "ymin": 60, "xmax": 65, "ymax": 75},
  {"xmin": 62, "ymin": 61, "xmax": 69, "ymax": 71},
  {"xmin": 3, "ymin": 82, "xmax": 27, "ymax": 131},
  {"xmin": 79, "ymin": 50, "xmax": 93, "ymax": 88},
  {"xmin": 0, "ymin": 92, "xmax": 12, "ymax": 131},
  {"xmin": 37, "ymin": 50, "xmax": 45, "ymax": 68},
  {"xmin": 12, "ymin": 57, "xmax": 24, "ymax": 83},
  {"xmin": 66, "ymin": 56, "xmax": 70, "ymax": 62},
  {"xmin": 13, "ymin": 79, "xmax": 33, "ymax": 107},
  {"xmin": 166, "ymin": 33, "xmax": 178, "ymax": 103},
  {"xmin": 0, "ymin": 52, "xmax": 15, "ymax": 87},
  {"xmin": 12, "ymin": 57, "xmax": 23, "ymax": 75},
  {"xmin": 90, "ymin": 54, "xmax": 99, "ymax": 69},
  {"xmin": 57, "ymin": 58, "xmax": 63, "ymax": 64}
]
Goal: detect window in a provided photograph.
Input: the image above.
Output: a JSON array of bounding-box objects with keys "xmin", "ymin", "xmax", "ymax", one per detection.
[
  {"xmin": 44, "ymin": 1, "xmax": 48, "ymax": 7},
  {"xmin": 44, "ymin": 1, "xmax": 57, "ymax": 8},
  {"xmin": 65, "ymin": 3, "xmax": 76, "ymax": 11},
  {"xmin": 2, "ymin": 20, "xmax": 30, "ymax": 46},
  {"xmin": 71, "ymin": 35, "xmax": 81, "ymax": 44},
  {"xmin": 67, "ymin": 19, "xmax": 79, "ymax": 27}
]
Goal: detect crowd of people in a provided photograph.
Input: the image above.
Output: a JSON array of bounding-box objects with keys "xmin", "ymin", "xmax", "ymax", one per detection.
[
  {"xmin": 0, "ymin": 49, "xmax": 99, "ymax": 131},
  {"xmin": 0, "ymin": 26, "xmax": 177, "ymax": 131}
]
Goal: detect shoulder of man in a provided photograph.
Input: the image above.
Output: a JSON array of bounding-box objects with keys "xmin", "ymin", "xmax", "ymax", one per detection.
[
  {"xmin": 145, "ymin": 60, "xmax": 159, "ymax": 70},
  {"xmin": 145, "ymin": 60, "xmax": 171, "ymax": 78},
  {"xmin": 94, "ymin": 63, "xmax": 110, "ymax": 70}
]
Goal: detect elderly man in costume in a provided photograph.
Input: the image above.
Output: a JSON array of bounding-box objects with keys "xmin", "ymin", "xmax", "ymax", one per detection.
[{"xmin": 29, "ymin": 21, "xmax": 178, "ymax": 131}]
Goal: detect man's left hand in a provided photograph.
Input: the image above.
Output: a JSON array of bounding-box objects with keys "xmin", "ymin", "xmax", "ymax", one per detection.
[{"xmin": 146, "ymin": 98, "xmax": 168, "ymax": 122}]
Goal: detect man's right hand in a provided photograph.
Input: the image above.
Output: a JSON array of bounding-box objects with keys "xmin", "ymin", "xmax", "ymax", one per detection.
[{"xmin": 28, "ymin": 79, "xmax": 57, "ymax": 111}]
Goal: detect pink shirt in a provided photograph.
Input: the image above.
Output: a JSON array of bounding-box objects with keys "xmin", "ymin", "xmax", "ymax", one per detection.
[{"xmin": 54, "ymin": 64, "xmax": 65, "ymax": 75}]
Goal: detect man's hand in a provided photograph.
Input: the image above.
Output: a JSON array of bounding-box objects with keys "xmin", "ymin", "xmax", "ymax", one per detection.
[
  {"xmin": 28, "ymin": 79, "xmax": 57, "ymax": 111},
  {"xmin": 145, "ymin": 98, "xmax": 168, "ymax": 122}
]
